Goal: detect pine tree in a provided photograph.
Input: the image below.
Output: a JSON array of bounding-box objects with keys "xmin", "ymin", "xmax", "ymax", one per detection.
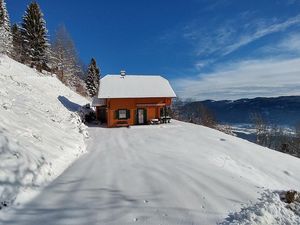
[
  {"xmin": 21, "ymin": 2, "xmax": 48, "ymax": 71},
  {"xmin": 85, "ymin": 58, "xmax": 100, "ymax": 97},
  {"xmin": 0, "ymin": 0, "xmax": 12, "ymax": 54},
  {"xmin": 11, "ymin": 24, "xmax": 24, "ymax": 62}
]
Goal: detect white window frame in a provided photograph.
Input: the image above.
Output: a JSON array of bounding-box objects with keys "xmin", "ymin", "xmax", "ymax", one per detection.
[{"xmin": 118, "ymin": 109, "xmax": 127, "ymax": 119}]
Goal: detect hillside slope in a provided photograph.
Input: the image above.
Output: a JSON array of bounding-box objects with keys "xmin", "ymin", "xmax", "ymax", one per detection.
[
  {"xmin": 0, "ymin": 55, "xmax": 88, "ymax": 210},
  {"xmin": 2, "ymin": 121, "xmax": 300, "ymax": 225}
]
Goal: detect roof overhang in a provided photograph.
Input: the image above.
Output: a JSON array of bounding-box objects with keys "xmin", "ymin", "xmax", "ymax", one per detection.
[
  {"xmin": 102, "ymin": 96, "xmax": 176, "ymax": 99},
  {"xmin": 92, "ymin": 98, "xmax": 106, "ymax": 107},
  {"xmin": 136, "ymin": 103, "xmax": 166, "ymax": 107}
]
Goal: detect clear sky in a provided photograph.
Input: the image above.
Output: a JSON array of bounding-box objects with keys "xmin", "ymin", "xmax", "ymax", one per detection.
[{"xmin": 8, "ymin": 0, "xmax": 300, "ymax": 100}]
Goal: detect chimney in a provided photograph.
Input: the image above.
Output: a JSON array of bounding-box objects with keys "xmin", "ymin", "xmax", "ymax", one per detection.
[{"xmin": 120, "ymin": 70, "xmax": 126, "ymax": 77}]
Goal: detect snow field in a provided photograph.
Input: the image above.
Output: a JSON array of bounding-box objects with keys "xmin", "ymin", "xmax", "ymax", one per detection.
[
  {"xmin": 0, "ymin": 55, "xmax": 88, "ymax": 211},
  {"xmin": 2, "ymin": 121, "xmax": 300, "ymax": 224}
]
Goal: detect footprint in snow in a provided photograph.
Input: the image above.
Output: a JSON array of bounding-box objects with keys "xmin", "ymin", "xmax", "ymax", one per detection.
[{"xmin": 32, "ymin": 134, "xmax": 42, "ymax": 142}]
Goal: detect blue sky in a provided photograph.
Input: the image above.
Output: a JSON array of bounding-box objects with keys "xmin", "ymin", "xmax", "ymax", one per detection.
[{"xmin": 8, "ymin": 0, "xmax": 300, "ymax": 100}]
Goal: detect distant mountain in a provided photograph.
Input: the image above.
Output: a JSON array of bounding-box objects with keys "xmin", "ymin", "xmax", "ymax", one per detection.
[{"xmin": 176, "ymin": 96, "xmax": 300, "ymax": 126}]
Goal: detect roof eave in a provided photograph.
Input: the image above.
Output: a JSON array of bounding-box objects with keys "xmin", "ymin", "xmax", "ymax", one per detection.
[{"xmin": 97, "ymin": 96, "xmax": 176, "ymax": 99}]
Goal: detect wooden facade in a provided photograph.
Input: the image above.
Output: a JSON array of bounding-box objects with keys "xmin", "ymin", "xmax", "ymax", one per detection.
[{"xmin": 96, "ymin": 97, "xmax": 172, "ymax": 127}]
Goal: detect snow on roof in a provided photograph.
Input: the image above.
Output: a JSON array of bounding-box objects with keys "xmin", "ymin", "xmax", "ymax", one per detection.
[{"xmin": 97, "ymin": 74, "xmax": 177, "ymax": 98}]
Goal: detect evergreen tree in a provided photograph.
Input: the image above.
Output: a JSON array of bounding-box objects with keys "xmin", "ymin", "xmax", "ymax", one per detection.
[
  {"xmin": 21, "ymin": 2, "xmax": 48, "ymax": 71},
  {"xmin": 0, "ymin": 0, "xmax": 12, "ymax": 54},
  {"xmin": 85, "ymin": 58, "xmax": 100, "ymax": 97},
  {"xmin": 11, "ymin": 24, "xmax": 24, "ymax": 62}
]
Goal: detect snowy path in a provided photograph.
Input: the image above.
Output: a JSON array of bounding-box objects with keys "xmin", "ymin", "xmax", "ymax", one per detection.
[{"xmin": 2, "ymin": 121, "xmax": 300, "ymax": 225}]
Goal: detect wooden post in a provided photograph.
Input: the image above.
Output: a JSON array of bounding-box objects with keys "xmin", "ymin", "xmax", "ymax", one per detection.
[{"xmin": 164, "ymin": 106, "xmax": 167, "ymax": 123}]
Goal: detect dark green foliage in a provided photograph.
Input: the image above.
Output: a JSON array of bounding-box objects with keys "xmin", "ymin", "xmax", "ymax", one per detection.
[
  {"xmin": 21, "ymin": 2, "xmax": 48, "ymax": 71},
  {"xmin": 11, "ymin": 24, "xmax": 24, "ymax": 62},
  {"xmin": 85, "ymin": 58, "xmax": 100, "ymax": 97}
]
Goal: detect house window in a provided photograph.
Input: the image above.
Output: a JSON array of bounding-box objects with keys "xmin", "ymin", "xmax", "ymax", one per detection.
[
  {"xmin": 119, "ymin": 109, "xmax": 127, "ymax": 119},
  {"xmin": 116, "ymin": 109, "xmax": 130, "ymax": 120}
]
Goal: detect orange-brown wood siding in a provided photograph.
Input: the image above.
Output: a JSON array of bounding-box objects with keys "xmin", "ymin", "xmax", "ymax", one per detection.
[{"xmin": 104, "ymin": 97, "xmax": 172, "ymax": 127}]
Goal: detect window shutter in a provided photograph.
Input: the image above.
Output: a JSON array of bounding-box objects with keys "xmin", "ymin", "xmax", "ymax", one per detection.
[
  {"xmin": 115, "ymin": 110, "xmax": 119, "ymax": 119},
  {"xmin": 127, "ymin": 110, "xmax": 131, "ymax": 119},
  {"xmin": 143, "ymin": 109, "xmax": 147, "ymax": 124}
]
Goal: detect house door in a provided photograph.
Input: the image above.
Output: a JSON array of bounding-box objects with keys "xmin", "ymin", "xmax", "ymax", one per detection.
[{"xmin": 137, "ymin": 108, "xmax": 146, "ymax": 124}]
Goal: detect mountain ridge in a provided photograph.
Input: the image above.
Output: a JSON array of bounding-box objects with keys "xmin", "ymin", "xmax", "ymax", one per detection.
[{"xmin": 177, "ymin": 95, "xmax": 300, "ymax": 126}]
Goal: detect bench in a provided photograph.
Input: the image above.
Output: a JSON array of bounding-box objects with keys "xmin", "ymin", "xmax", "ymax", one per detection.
[
  {"xmin": 150, "ymin": 119, "xmax": 160, "ymax": 125},
  {"xmin": 115, "ymin": 121, "xmax": 130, "ymax": 128}
]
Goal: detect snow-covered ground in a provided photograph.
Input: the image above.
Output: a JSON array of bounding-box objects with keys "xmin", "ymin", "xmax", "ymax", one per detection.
[
  {"xmin": 0, "ymin": 55, "xmax": 88, "ymax": 210},
  {"xmin": 2, "ymin": 120, "xmax": 300, "ymax": 225}
]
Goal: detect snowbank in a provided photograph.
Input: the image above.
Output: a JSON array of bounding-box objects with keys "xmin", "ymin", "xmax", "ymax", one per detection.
[
  {"xmin": 0, "ymin": 55, "xmax": 88, "ymax": 210},
  {"xmin": 219, "ymin": 190, "xmax": 300, "ymax": 225}
]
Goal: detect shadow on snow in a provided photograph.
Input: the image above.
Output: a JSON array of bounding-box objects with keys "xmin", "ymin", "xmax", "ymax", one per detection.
[{"xmin": 57, "ymin": 96, "xmax": 81, "ymax": 112}]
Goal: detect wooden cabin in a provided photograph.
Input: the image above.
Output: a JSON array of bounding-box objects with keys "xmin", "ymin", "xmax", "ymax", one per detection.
[{"xmin": 92, "ymin": 71, "xmax": 176, "ymax": 127}]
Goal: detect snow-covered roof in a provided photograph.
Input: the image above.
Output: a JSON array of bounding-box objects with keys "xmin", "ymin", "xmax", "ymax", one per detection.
[{"xmin": 97, "ymin": 74, "xmax": 176, "ymax": 98}]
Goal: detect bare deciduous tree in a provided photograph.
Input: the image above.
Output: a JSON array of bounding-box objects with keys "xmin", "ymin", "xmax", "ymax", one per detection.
[
  {"xmin": 196, "ymin": 104, "xmax": 217, "ymax": 128},
  {"xmin": 50, "ymin": 25, "xmax": 86, "ymax": 95},
  {"xmin": 251, "ymin": 112, "xmax": 268, "ymax": 146}
]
